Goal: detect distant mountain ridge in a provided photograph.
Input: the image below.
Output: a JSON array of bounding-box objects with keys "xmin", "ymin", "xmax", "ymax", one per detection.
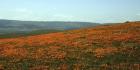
[{"xmin": 0, "ymin": 19, "xmax": 100, "ymax": 34}]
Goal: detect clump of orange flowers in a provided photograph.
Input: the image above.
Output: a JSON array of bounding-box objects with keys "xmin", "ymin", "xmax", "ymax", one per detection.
[{"xmin": 94, "ymin": 47, "xmax": 118, "ymax": 58}]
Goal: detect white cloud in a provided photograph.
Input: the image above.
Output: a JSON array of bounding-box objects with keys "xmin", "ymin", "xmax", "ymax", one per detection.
[
  {"xmin": 14, "ymin": 8, "xmax": 32, "ymax": 14},
  {"xmin": 9, "ymin": 8, "xmax": 41, "ymax": 21},
  {"xmin": 136, "ymin": 14, "xmax": 140, "ymax": 16},
  {"xmin": 15, "ymin": 8, "xmax": 28, "ymax": 12},
  {"xmin": 52, "ymin": 14, "xmax": 74, "ymax": 18},
  {"xmin": 46, "ymin": 14, "xmax": 76, "ymax": 21}
]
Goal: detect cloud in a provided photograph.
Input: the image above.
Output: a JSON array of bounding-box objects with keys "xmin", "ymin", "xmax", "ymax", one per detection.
[
  {"xmin": 136, "ymin": 14, "xmax": 140, "ymax": 16},
  {"xmin": 14, "ymin": 8, "xmax": 32, "ymax": 14},
  {"xmin": 6, "ymin": 8, "xmax": 40, "ymax": 21},
  {"xmin": 46, "ymin": 14, "xmax": 76, "ymax": 21},
  {"xmin": 52, "ymin": 14, "xmax": 74, "ymax": 18},
  {"xmin": 15, "ymin": 8, "xmax": 28, "ymax": 12}
]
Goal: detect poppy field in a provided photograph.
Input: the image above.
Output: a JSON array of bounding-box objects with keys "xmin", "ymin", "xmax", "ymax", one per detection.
[{"xmin": 0, "ymin": 22, "xmax": 140, "ymax": 70}]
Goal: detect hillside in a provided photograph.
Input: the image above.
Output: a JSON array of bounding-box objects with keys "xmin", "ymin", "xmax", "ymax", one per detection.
[
  {"xmin": 0, "ymin": 19, "xmax": 99, "ymax": 34},
  {"xmin": 0, "ymin": 22, "xmax": 140, "ymax": 70}
]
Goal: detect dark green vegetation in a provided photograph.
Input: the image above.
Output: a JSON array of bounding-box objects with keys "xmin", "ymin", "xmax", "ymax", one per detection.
[{"xmin": 0, "ymin": 29, "xmax": 63, "ymax": 39}]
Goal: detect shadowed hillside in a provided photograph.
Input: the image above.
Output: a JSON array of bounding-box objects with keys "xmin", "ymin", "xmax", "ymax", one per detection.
[
  {"xmin": 0, "ymin": 19, "xmax": 99, "ymax": 34},
  {"xmin": 0, "ymin": 22, "xmax": 140, "ymax": 70}
]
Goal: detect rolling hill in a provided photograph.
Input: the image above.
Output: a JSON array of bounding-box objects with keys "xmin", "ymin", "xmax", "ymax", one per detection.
[
  {"xmin": 0, "ymin": 22, "xmax": 140, "ymax": 70},
  {"xmin": 0, "ymin": 19, "xmax": 100, "ymax": 34}
]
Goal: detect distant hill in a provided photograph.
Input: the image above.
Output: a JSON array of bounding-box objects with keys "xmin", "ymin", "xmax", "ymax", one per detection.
[
  {"xmin": 0, "ymin": 22, "xmax": 139, "ymax": 69},
  {"xmin": 0, "ymin": 19, "xmax": 100, "ymax": 34}
]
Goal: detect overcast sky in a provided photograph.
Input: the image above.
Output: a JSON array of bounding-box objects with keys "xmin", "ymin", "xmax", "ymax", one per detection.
[{"xmin": 0, "ymin": 0, "xmax": 140, "ymax": 23}]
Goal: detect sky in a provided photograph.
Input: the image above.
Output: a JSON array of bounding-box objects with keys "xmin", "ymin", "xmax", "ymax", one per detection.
[{"xmin": 0, "ymin": 0, "xmax": 140, "ymax": 23}]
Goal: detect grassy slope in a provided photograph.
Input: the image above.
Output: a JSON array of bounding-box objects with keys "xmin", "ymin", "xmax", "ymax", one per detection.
[{"xmin": 0, "ymin": 22, "xmax": 140, "ymax": 70}]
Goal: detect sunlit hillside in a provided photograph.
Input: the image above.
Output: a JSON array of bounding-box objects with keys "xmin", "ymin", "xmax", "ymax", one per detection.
[{"xmin": 0, "ymin": 22, "xmax": 140, "ymax": 70}]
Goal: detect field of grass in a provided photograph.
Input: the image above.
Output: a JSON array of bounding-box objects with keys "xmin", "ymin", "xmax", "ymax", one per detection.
[{"xmin": 0, "ymin": 22, "xmax": 140, "ymax": 70}]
